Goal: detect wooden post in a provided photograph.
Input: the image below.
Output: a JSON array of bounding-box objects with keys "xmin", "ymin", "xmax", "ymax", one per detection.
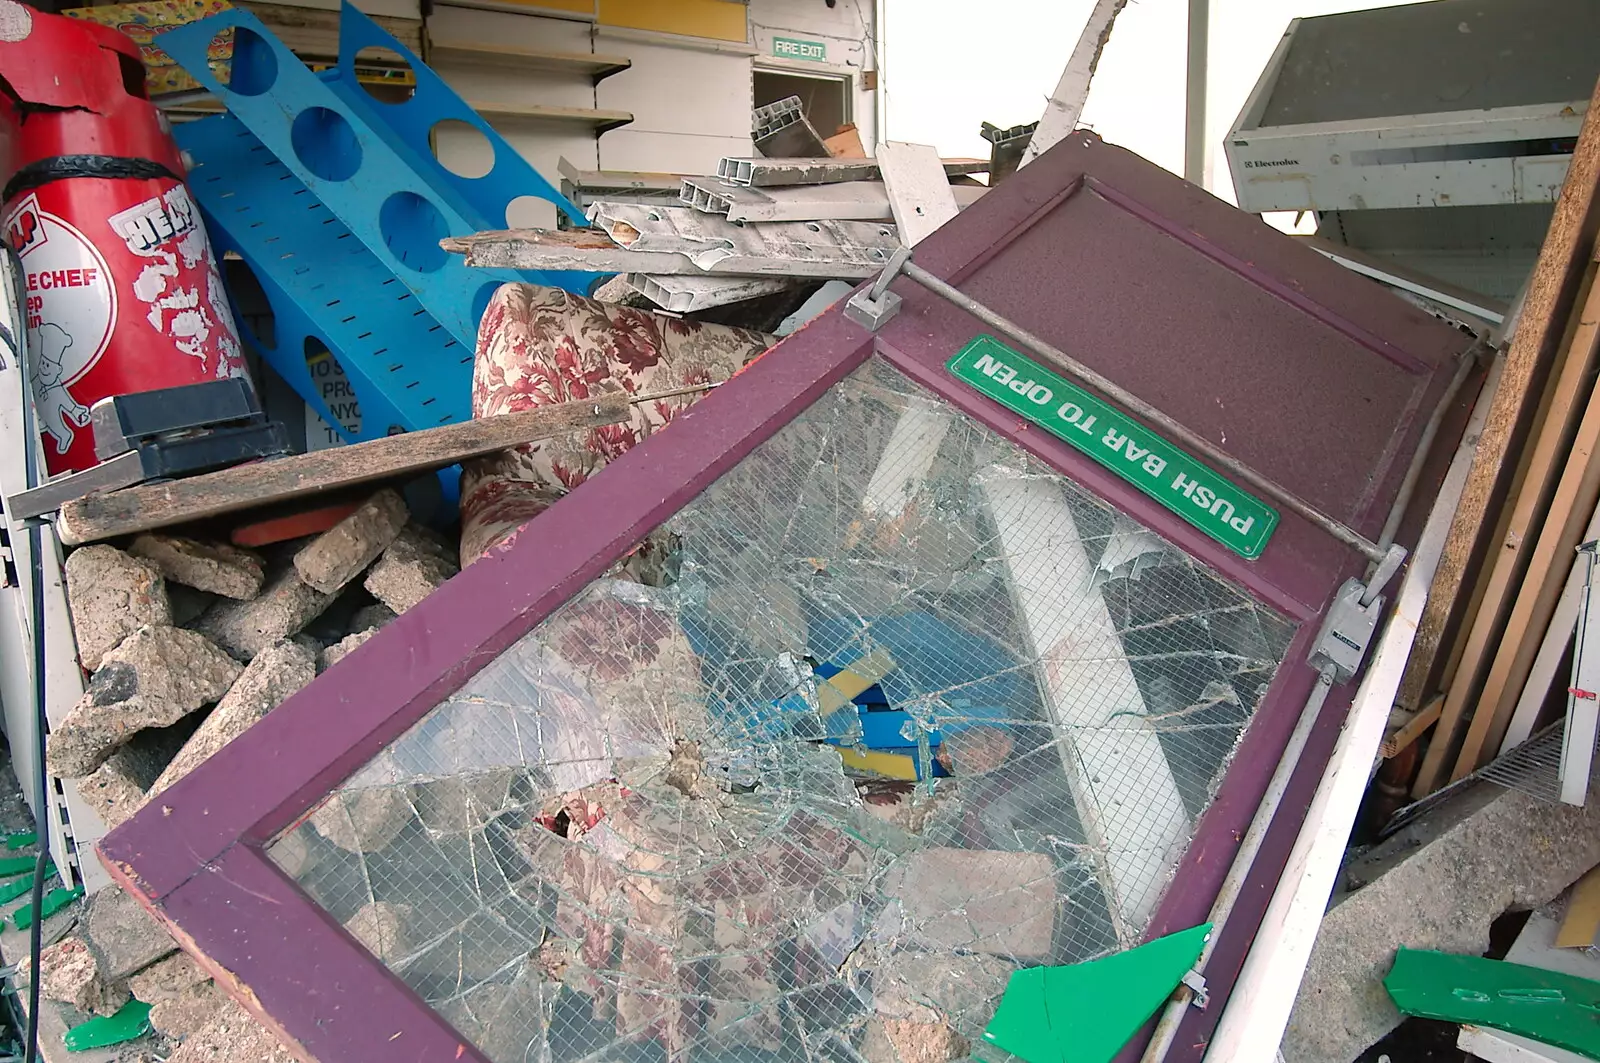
[{"xmin": 1396, "ymin": 76, "xmax": 1600, "ymax": 741}]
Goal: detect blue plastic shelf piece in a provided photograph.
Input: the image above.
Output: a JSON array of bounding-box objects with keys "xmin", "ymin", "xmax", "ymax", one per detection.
[
  {"xmin": 159, "ymin": 3, "xmax": 600, "ymax": 476},
  {"xmin": 180, "ymin": 115, "xmax": 470, "ymax": 445}
]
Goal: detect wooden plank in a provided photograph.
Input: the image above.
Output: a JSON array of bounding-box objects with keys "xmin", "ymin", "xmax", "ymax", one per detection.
[
  {"xmin": 1381, "ymin": 694, "xmax": 1445, "ymax": 759},
  {"xmin": 1556, "ymin": 866, "xmax": 1600, "ymax": 947},
  {"xmin": 1450, "ymin": 375, "xmax": 1600, "ymax": 781},
  {"xmin": 1021, "ymin": 0, "xmax": 1129, "ymax": 166},
  {"xmin": 1444, "ymin": 266, "xmax": 1600, "ymax": 779},
  {"xmin": 1397, "ymin": 76, "xmax": 1600, "ymax": 734},
  {"xmin": 1500, "ymin": 494, "xmax": 1600, "ymax": 755},
  {"xmin": 55, "ymin": 394, "xmax": 633, "ymax": 546}
]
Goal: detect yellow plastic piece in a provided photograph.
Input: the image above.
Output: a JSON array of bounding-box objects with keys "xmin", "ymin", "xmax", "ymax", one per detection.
[
  {"xmin": 818, "ymin": 648, "xmax": 897, "ymax": 717},
  {"xmin": 836, "ymin": 747, "xmax": 919, "ymax": 781}
]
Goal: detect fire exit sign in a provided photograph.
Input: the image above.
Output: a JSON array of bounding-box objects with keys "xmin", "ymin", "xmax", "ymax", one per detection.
[{"xmin": 773, "ymin": 36, "xmax": 826, "ymax": 61}]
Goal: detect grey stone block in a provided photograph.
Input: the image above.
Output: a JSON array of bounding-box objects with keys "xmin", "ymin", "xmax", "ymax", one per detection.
[
  {"xmin": 194, "ymin": 567, "xmax": 334, "ymax": 661},
  {"xmin": 45, "ymin": 626, "xmax": 242, "ymax": 778},
  {"xmin": 148, "ymin": 639, "xmax": 317, "ymax": 799},
  {"xmin": 293, "ymin": 488, "xmax": 409, "ymax": 594},
  {"xmin": 128, "ymin": 534, "xmax": 265, "ymax": 600},
  {"xmin": 65, "ymin": 545, "xmax": 171, "ymax": 670},
  {"xmin": 1283, "ymin": 781, "xmax": 1600, "ymax": 1063}
]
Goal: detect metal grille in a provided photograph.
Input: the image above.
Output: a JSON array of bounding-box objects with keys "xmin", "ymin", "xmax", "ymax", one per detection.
[{"xmin": 268, "ymin": 358, "xmax": 1297, "ymax": 1063}]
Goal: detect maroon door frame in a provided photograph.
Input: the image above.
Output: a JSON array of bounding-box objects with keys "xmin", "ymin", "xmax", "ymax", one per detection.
[{"xmin": 100, "ymin": 133, "xmax": 1474, "ymax": 1063}]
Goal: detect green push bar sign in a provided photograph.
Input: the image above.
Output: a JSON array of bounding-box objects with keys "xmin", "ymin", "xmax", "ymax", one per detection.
[{"xmin": 948, "ymin": 336, "xmax": 1278, "ymax": 559}]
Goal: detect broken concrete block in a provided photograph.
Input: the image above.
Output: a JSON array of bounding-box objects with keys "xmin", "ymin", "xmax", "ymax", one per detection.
[
  {"xmin": 351, "ymin": 602, "xmax": 398, "ymax": 632},
  {"xmin": 344, "ymin": 901, "xmax": 415, "ymax": 962},
  {"xmin": 78, "ymin": 750, "xmax": 152, "ymax": 832},
  {"xmin": 150, "ymin": 981, "xmax": 227, "ymax": 1039},
  {"xmin": 412, "ymin": 771, "xmax": 514, "ymax": 833},
  {"xmin": 147, "ymin": 639, "xmax": 316, "ymax": 799},
  {"xmin": 860, "ymin": 1018, "xmax": 968, "ymax": 1063},
  {"xmin": 1284, "ymin": 781, "xmax": 1600, "ymax": 1063},
  {"xmin": 363, "ymin": 526, "xmax": 458, "ymax": 614},
  {"xmin": 319, "ymin": 628, "xmax": 378, "ymax": 673},
  {"xmin": 166, "ymin": 999, "xmax": 296, "ymax": 1063},
  {"xmin": 46, "ymin": 626, "xmax": 243, "ymax": 778},
  {"xmin": 19, "ymin": 936, "xmax": 130, "ymax": 1018},
  {"xmin": 128, "ymin": 952, "xmax": 208, "ymax": 1002},
  {"xmin": 194, "ymin": 567, "xmax": 334, "ymax": 660},
  {"xmin": 84, "ymin": 885, "xmax": 175, "ymax": 981},
  {"xmin": 292, "ymin": 488, "xmax": 409, "ymax": 594},
  {"xmin": 65, "ymin": 545, "xmax": 171, "ymax": 670},
  {"xmin": 269, "ymin": 831, "xmax": 317, "ymax": 880},
  {"xmin": 877, "ymin": 848, "xmax": 1056, "ymax": 958},
  {"xmin": 310, "ymin": 787, "xmax": 412, "ymax": 853},
  {"xmin": 128, "ymin": 534, "xmax": 265, "ymax": 600}
]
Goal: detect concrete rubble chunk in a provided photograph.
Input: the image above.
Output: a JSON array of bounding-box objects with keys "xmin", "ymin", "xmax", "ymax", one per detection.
[
  {"xmin": 79, "ymin": 746, "xmax": 160, "ymax": 832},
  {"xmin": 129, "ymin": 534, "xmax": 266, "ymax": 600},
  {"xmin": 194, "ymin": 566, "xmax": 334, "ymax": 660},
  {"xmin": 150, "ymin": 981, "xmax": 227, "ymax": 1039},
  {"xmin": 84, "ymin": 884, "xmax": 176, "ymax": 981},
  {"xmin": 877, "ymin": 848, "xmax": 1056, "ymax": 958},
  {"xmin": 1284, "ymin": 781, "xmax": 1600, "ymax": 1063},
  {"xmin": 311, "ymin": 787, "xmax": 412, "ymax": 853},
  {"xmin": 166, "ymin": 999, "xmax": 296, "ymax": 1063},
  {"xmin": 148, "ymin": 639, "xmax": 316, "ymax": 799},
  {"xmin": 293, "ymin": 488, "xmax": 409, "ymax": 594},
  {"xmin": 46, "ymin": 626, "xmax": 243, "ymax": 778},
  {"xmin": 19, "ymin": 936, "xmax": 130, "ymax": 1018},
  {"xmin": 364, "ymin": 525, "xmax": 459, "ymax": 614},
  {"xmin": 128, "ymin": 952, "xmax": 209, "ymax": 1002},
  {"xmin": 350, "ymin": 602, "xmax": 397, "ymax": 632},
  {"xmin": 319, "ymin": 628, "xmax": 379, "ymax": 672},
  {"xmin": 344, "ymin": 901, "xmax": 415, "ymax": 962},
  {"xmin": 65, "ymin": 545, "xmax": 171, "ymax": 670}
]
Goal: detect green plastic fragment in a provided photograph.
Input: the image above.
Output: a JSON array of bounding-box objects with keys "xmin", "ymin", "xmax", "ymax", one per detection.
[
  {"xmin": 63, "ymin": 999, "xmax": 152, "ymax": 1051},
  {"xmin": 0, "ymin": 854, "xmax": 41, "ymax": 878},
  {"xmin": 979, "ymin": 923, "xmax": 1211, "ymax": 1063},
  {"xmin": 6, "ymin": 832, "xmax": 37, "ymax": 850},
  {"xmin": 1385, "ymin": 948, "xmax": 1600, "ymax": 1059},
  {"xmin": 13, "ymin": 886, "xmax": 83, "ymax": 930},
  {"xmin": 0, "ymin": 864, "xmax": 56, "ymax": 903}
]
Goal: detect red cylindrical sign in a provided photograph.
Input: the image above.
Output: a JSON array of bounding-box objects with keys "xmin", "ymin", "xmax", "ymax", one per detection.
[{"xmin": 0, "ymin": 2, "xmax": 248, "ymax": 474}]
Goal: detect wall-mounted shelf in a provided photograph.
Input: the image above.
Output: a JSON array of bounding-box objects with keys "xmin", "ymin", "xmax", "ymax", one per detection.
[
  {"xmin": 471, "ymin": 100, "xmax": 634, "ymax": 132},
  {"xmin": 428, "ymin": 40, "xmax": 632, "ymax": 83}
]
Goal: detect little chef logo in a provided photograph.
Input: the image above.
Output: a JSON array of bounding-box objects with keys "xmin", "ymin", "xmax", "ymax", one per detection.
[{"xmin": 4, "ymin": 194, "xmax": 116, "ymax": 453}]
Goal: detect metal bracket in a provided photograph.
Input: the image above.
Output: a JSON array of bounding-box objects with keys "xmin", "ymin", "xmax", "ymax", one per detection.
[
  {"xmin": 1310, "ymin": 578, "xmax": 1385, "ymax": 683},
  {"xmin": 845, "ymin": 245, "xmax": 910, "ymax": 332},
  {"xmin": 1181, "ymin": 969, "xmax": 1210, "ymax": 1009}
]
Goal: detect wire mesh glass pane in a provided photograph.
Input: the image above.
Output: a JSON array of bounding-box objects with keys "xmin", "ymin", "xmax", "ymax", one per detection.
[{"xmin": 269, "ymin": 357, "xmax": 1297, "ymax": 1063}]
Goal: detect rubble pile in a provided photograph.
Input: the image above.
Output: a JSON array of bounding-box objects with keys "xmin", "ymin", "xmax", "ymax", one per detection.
[{"xmin": 30, "ymin": 487, "xmax": 460, "ymax": 1055}]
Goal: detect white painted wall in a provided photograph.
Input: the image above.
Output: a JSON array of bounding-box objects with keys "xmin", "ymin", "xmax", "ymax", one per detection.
[{"xmin": 418, "ymin": 0, "xmax": 882, "ymax": 224}]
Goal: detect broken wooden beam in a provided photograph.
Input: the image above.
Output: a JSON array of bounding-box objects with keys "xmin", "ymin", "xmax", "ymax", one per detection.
[{"xmin": 56, "ymin": 394, "xmax": 634, "ymax": 546}]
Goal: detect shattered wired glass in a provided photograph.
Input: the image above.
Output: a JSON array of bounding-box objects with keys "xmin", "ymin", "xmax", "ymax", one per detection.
[{"xmin": 268, "ymin": 359, "xmax": 1296, "ymax": 1063}]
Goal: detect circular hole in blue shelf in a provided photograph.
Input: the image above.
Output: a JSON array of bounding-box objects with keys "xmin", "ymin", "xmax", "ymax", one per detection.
[
  {"xmin": 379, "ymin": 191, "xmax": 449, "ymax": 273},
  {"xmin": 430, "ymin": 119, "xmax": 494, "ymax": 180},
  {"xmin": 226, "ymin": 27, "xmax": 277, "ymax": 96},
  {"xmin": 291, "ymin": 106, "xmax": 362, "ymax": 183},
  {"xmin": 471, "ymin": 281, "xmax": 502, "ymax": 325}
]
